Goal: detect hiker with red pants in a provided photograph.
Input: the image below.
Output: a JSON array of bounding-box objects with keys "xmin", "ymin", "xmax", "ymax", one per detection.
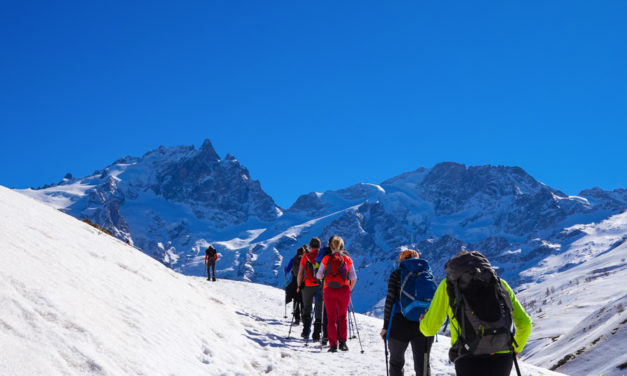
[
  {"xmin": 315, "ymin": 235, "xmax": 357, "ymax": 352},
  {"xmin": 204, "ymin": 245, "xmax": 218, "ymax": 281}
]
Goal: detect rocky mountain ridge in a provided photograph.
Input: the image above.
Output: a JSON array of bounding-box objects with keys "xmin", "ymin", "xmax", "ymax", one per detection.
[{"xmin": 18, "ymin": 140, "xmax": 627, "ymax": 313}]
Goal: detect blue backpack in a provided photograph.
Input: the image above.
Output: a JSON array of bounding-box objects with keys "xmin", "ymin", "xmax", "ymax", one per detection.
[{"xmin": 396, "ymin": 258, "xmax": 437, "ymax": 321}]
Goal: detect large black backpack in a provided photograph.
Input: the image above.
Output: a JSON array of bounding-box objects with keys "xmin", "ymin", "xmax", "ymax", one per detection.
[
  {"xmin": 445, "ymin": 251, "xmax": 516, "ymax": 362},
  {"xmin": 205, "ymin": 246, "xmax": 217, "ymax": 261}
]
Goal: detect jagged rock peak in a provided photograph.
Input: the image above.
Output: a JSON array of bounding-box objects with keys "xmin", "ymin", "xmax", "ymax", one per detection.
[
  {"xmin": 199, "ymin": 139, "xmax": 220, "ymax": 161},
  {"xmin": 421, "ymin": 162, "xmax": 543, "ymax": 195}
]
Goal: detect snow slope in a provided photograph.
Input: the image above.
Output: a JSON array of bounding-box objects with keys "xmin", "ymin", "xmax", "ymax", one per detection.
[
  {"xmin": 0, "ymin": 186, "xmax": 563, "ymax": 376},
  {"xmin": 517, "ymin": 211, "xmax": 627, "ymax": 375}
]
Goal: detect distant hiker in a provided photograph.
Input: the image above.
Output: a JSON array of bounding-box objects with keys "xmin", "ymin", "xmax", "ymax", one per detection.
[
  {"xmin": 380, "ymin": 250, "xmax": 436, "ymax": 376},
  {"xmin": 285, "ymin": 246, "xmax": 306, "ymax": 325},
  {"xmin": 296, "ymin": 237, "xmax": 323, "ymax": 341},
  {"xmin": 420, "ymin": 251, "xmax": 532, "ymax": 376},
  {"xmin": 205, "ymin": 245, "xmax": 218, "ymax": 281},
  {"xmin": 316, "ymin": 236, "xmax": 357, "ymax": 352}
]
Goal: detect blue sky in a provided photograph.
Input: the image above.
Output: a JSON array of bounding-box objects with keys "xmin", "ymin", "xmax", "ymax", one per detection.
[{"xmin": 1, "ymin": 1, "xmax": 625, "ymax": 208}]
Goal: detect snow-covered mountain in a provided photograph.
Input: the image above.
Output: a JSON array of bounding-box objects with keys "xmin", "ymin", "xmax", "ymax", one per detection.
[
  {"xmin": 0, "ymin": 186, "xmax": 565, "ymax": 376},
  {"xmin": 516, "ymin": 211, "xmax": 627, "ymax": 375},
  {"xmin": 20, "ymin": 139, "xmax": 282, "ymax": 267},
  {"xmin": 15, "ymin": 140, "xmax": 627, "ymax": 373}
]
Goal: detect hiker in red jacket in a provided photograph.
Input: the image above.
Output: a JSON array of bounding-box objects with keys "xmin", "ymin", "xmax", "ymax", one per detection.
[
  {"xmin": 296, "ymin": 237, "xmax": 323, "ymax": 341},
  {"xmin": 205, "ymin": 245, "xmax": 218, "ymax": 281},
  {"xmin": 315, "ymin": 236, "xmax": 357, "ymax": 352}
]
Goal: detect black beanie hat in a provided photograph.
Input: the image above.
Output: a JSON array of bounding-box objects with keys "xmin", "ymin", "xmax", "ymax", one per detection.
[{"xmin": 309, "ymin": 237, "xmax": 321, "ymax": 249}]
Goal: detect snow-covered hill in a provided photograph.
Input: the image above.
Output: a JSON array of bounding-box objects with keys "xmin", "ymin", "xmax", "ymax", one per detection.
[
  {"xmin": 0, "ymin": 186, "xmax": 564, "ymax": 376},
  {"xmin": 517, "ymin": 211, "xmax": 627, "ymax": 375}
]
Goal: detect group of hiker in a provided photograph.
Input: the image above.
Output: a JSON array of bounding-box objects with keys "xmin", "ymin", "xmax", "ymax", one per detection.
[
  {"xmin": 284, "ymin": 235, "xmax": 357, "ymax": 352},
  {"xmin": 282, "ymin": 236, "xmax": 532, "ymax": 376},
  {"xmin": 205, "ymin": 236, "xmax": 532, "ymax": 376}
]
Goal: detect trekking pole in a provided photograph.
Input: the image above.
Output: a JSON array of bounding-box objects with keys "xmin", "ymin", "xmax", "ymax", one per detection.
[
  {"xmin": 349, "ymin": 300, "xmax": 364, "ymax": 353},
  {"xmin": 350, "ymin": 310, "xmax": 357, "ymax": 339},
  {"xmin": 304, "ymin": 302, "xmax": 316, "ymax": 347},
  {"xmin": 320, "ymin": 298, "xmax": 325, "ymax": 352},
  {"xmin": 384, "ymin": 339, "xmax": 390, "ymax": 376},
  {"xmin": 347, "ymin": 310, "xmax": 352, "ymax": 340},
  {"xmin": 283, "ymin": 272, "xmax": 288, "ymax": 319},
  {"xmin": 423, "ymin": 336, "xmax": 430, "ymax": 376},
  {"xmin": 287, "ymin": 309, "xmax": 296, "ymax": 339},
  {"xmin": 513, "ymin": 353, "xmax": 522, "ymax": 376}
]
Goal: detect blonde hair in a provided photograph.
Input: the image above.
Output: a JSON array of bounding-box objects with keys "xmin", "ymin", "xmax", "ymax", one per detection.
[
  {"xmin": 399, "ymin": 249, "xmax": 420, "ymax": 262},
  {"xmin": 330, "ymin": 236, "xmax": 345, "ymax": 251}
]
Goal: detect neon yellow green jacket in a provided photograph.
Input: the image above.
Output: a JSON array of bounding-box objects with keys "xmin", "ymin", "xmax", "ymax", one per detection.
[{"xmin": 419, "ymin": 278, "xmax": 532, "ymax": 354}]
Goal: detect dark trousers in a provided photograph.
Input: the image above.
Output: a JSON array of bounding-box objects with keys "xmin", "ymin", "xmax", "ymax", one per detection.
[
  {"xmin": 454, "ymin": 354, "xmax": 513, "ymax": 376},
  {"xmin": 292, "ymin": 300, "xmax": 302, "ymax": 321},
  {"xmin": 388, "ymin": 335, "xmax": 433, "ymax": 376},
  {"xmin": 206, "ymin": 261, "xmax": 216, "ymax": 279},
  {"xmin": 301, "ymin": 285, "xmax": 323, "ymax": 322}
]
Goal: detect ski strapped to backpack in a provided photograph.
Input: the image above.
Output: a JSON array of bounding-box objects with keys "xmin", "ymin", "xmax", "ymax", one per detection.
[
  {"xmin": 323, "ymin": 252, "xmax": 349, "ymax": 288},
  {"xmin": 396, "ymin": 258, "xmax": 437, "ymax": 321},
  {"xmin": 445, "ymin": 251, "xmax": 517, "ymax": 362}
]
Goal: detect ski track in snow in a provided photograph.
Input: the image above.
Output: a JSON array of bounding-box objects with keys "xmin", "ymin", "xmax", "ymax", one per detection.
[{"xmin": 0, "ymin": 186, "xmax": 565, "ymax": 376}]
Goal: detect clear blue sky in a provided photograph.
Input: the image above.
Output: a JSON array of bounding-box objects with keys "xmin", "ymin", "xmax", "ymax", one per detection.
[{"xmin": 1, "ymin": 1, "xmax": 625, "ymax": 208}]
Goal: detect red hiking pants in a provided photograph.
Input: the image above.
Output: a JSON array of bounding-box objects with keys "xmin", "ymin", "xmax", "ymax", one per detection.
[{"xmin": 323, "ymin": 285, "xmax": 351, "ymax": 347}]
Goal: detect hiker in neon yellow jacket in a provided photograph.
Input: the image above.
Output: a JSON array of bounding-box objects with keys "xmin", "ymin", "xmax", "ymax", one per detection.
[{"xmin": 420, "ymin": 251, "xmax": 532, "ymax": 376}]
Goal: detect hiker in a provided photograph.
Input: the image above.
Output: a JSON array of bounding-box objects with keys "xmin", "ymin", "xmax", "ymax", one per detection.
[
  {"xmin": 380, "ymin": 250, "xmax": 435, "ymax": 376},
  {"xmin": 314, "ymin": 235, "xmax": 338, "ymax": 345},
  {"xmin": 296, "ymin": 237, "xmax": 323, "ymax": 341},
  {"xmin": 204, "ymin": 245, "xmax": 218, "ymax": 281},
  {"xmin": 420, "ymin": 251, "xmax": 532, "ymax": 376},
  {"xmin": 285, "ymin": 246, "xmax": 306, "ymax": 325},
  {"xmin": 315, "ymin": 235, "xmax": 357, "ymax": 352}
]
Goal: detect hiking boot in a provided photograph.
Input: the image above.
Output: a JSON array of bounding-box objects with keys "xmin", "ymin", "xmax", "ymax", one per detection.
[
  {"xmin": 321, "ymin": 337, "xmax": 328, "ymax": 346},
  {"xmin": 300, "ymin": 327, "xmax": 308, "ymax": 339},
  {"xmin": 328, "ymin": 345, "xmax": 337, "ymax": 353},
  {"xmin": 312, "ymin": 321, "xmax": 321, "ymax": 341},
  {"xmin": 293, "ymin": 319, "xmax": 300, "ymax": 326},
  {"xmin": 339, "ymin": 341, "xmax": 349, "ymax": 351},
  {"xmin": 212, "ymin": 277, "xmax": 216, "ymax": 281}
]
